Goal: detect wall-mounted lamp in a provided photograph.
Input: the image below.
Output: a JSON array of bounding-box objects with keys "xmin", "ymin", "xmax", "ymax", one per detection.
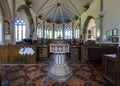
[
  {"xmin": 96, "ymin": 11, "xmax": 105, "ymax": 18},
  {"xmin": 83, "ymin": 4, "xmax": 89, "ymax": 11},
  {"xmin": 26, "ymin": 1, "xmax": 33, "ymax": 8},
  {"xmin": 74, "ymin": 15, "xmax": 79, "ymax": 20}
]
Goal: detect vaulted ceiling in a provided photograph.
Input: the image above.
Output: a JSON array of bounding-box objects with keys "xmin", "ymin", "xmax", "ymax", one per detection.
[{"xmin": 29, "ymin": 0, "xmax": 93, "ymax": 24}]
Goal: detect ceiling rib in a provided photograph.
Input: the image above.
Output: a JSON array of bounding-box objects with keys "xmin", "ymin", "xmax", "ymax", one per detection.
[
  {"xmin": 62, "ymin": 5, "xmax": 78, "ymax": 18},
  {"xmin": 68, "ymin": 0, "xmax": 81, "ymax": 16},
  {"xmin": 32, "ymin": 0, "xmax": 94, "ymax": 24},
  {"xmin": 43, "ymin": 6, "xmax": 56, "ymax": 20},
  {"xmin": 62, "ymin": 4, "xmax": 79, "ymax": 16},
  {"xmin": 58, "ymin": 0, "xmax": 61, "ymax": 3},
  {"xmin": 53, "ymin": 6, "xmax": 58, "ymax": 23},
  {"xmin": 36, "ymin": 0, "xmax": 49, "ymax": 15},
  {"xmin": 62, "ymin": 6, "xmax": 74, "ymax": 21},
  {"xmin": 39, "ymin": 3, "xmax": 56, "ymax": 13},
  {"xmin": 59, "ymin": 7, "xmax": 64, "ymax": 23}
]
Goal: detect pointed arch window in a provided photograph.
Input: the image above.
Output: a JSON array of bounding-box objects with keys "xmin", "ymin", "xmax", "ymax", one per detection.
[
  {"xmin": 15, "ymin": 19, "xmax": 26, "ymax": 42},
  {"xmin": 75, "ymin": 25, "xmax": 80, "ymax": 39},
  {"xmin": 37, "ymin": 23, "xmax": 43, "ymax": 38},
  {"xmin": 54, "ymin": 28, "xmax": 63, "ymax": 39},
  {"xmin": 44, "ymin": 26, "xmax": 52, "ymax": 39},
  {"xmin": 88, "ymin": 29, "xmax": 92, "ymax": 38},
  {"xmin": 64, "ymin": 26, "xmax": 72, "ymax": 39}
]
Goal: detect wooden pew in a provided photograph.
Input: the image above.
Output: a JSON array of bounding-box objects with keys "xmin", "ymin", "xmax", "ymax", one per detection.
[
  {"xmin": 103, "ymin": 53, "xmax": 120, "ymax": 86},
  {"xmin": 0, "ymin": 45, "xmax": 36, "ymax": 64},
  {"xmin": 87, "ymin": 46, "xmax": 117, "ymax": 61},
  {"xmin": 0, "ymin": 46, "xmax": 8, "ymax": 64},
  {"xmin": 80, "ymin": 45, "xmax": 117, "ymax": 63}
]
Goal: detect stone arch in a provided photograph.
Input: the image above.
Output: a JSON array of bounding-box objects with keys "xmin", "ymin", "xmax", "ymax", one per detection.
[
  {"xmin": 83, "ymin": 15, "xmax": 95, "ymax": 41},
  {"xmin": 0, "ymin": 0, "xmax": 12, "ymax": 45},
  {"xmin": 17, "ymin": 5, "xmax": 34, "ymax": 38},
  {"xmin": 0, "ymin": 0, "xmax": 12, "ymax": 21}
]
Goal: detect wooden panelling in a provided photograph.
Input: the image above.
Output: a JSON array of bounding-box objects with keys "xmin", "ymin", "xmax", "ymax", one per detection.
[
  {"xmin": 17, "ymin": 45, "xmax": 36, "ymax": 64},
  {"xmin": 8, "ymin": 45, "xmax": 18, "ymax": 63},
  {"xmin": 37, "ymin": 45, "xmax": 48, "ymax": 61},
  {"xmin": 87, "ymin": 46, "xmax": 117, "ymax": 61},
  {"xmin": 103, "ymin": 54, "xmax": 120, "ymax": 86},
  {"xmin": 70, "ymin": 46, "xmax": 80, "ymax": 61},
  {"xmin": 0, "ymin": 45, "xmax": 36, "ymax": 64},
  {"xmin": 81, "ymin": 45, "xmax": 88, "ymax": 63},
  {"xmin": 26, "ymin": 46, "xmax": 36, "ymax": 64},
  {"xmin": 0, "ymin": 46, "xmax": 8, "ymax": 64},
  {"xmin": 80, "ymin": 45, "xmax": 117, "ymax": 63}
]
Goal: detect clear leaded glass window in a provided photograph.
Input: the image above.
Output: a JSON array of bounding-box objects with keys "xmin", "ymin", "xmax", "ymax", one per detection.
[
  {"xmin": 15, "ymin": 19, "xmax": 26, "ymax": 42},
  {"xmin": 54, "ymin": 28, "xmax": 63, "ymax": 39},
  {"xmin": 37, "ymin": 23, "xmax": 43, "ymax": 38},
  {"xmin": 75, "ymin": 25, "xmax": 80, "ymax": 39},
  {"xmin": 44, "ymin": 26, "xmax": 52, "ymax": 39},
  {"xmin": 64, "ymin": 26, "xmax": 72, "ymax": 39}
]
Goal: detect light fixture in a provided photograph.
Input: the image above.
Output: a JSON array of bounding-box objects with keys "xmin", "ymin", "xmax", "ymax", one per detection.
[
  {"xmin": 96, "ymin": 11, "xmax": 105, "ymax": 19},
  {"xmin": 83, "ymin": 4, "xmax": 89, "ymax": 11},
  {"xmin": 38, "ymin": 15, "xmax": 43, "ymax": 19},
  {"xmin": 26, "ymin": 1, "xmax": 33, "ymax": 8},
  {"xmin": 74, "ymin": 15, "xmax": 79, "ymax": 20},
  {"xmin": 46, "ymin": 19, "xmax": 51, "ymax": 23}
]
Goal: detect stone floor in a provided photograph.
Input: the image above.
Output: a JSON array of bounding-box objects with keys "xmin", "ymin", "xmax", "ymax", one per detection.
[{"xmin": 1, "ymin": 61, "xmax": 112, "ymax": 86}]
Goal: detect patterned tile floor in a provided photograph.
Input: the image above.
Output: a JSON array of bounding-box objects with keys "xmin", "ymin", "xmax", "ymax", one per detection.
[
  {"xmin": 1, "ymin": 55, "xmax": 112, "ymax": 86},
  {"xmin": 1, "ymin": 61, "xmax": 112, "ymax": 86}
]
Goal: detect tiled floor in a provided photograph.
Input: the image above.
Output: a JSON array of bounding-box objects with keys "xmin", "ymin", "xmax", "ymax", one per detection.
[{"xmin": 1, "ymin": 61, "xmax": 112, "ymax": 86}]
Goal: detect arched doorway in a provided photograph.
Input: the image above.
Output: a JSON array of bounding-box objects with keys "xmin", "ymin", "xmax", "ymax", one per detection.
[
  {"xmin": 86, "ymin": 18, "xmax": 96, "ymax": 40},
  {"xmin": 83, "ymin": 16, "xmax": 96, "ymax": 42}
]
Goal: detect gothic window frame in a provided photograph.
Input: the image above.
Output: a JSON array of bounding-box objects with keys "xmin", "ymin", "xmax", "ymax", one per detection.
[
  {"xmin": 64, "ymin": 26, "xmax": 72, "ymax": 39},
  {"xmin": 15, "ymin": 18, "xmax": 26, "ymax": 42},
  {"xmin": 54, "ymin": 27, "xmax": 63, "ymax": 39},
  {"xmin": 37, "ymin": 23, "xmax": 43, "ymax": 38},
  {"xmin": 44, "ymin": 26, "xmax": 52, "ymax": 39},
  {"xmin": 75, "ymin": 24, "xmax": 80, "ymax": 39}
]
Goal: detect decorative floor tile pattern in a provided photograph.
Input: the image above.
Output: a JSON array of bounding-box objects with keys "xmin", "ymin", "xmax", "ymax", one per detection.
[{"xmin": 1, "ymin": 62, "xmax": 112, "ymax": 86}]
